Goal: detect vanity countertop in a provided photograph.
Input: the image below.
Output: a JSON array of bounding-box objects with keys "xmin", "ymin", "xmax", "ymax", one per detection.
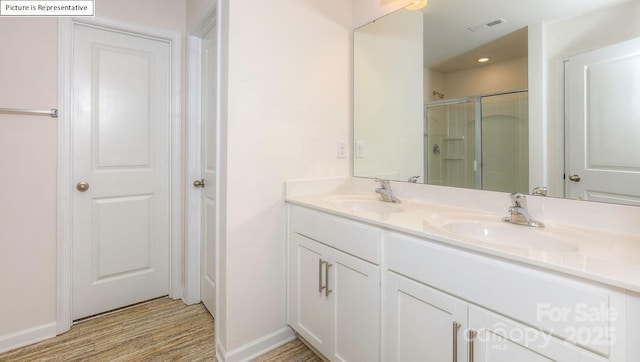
[{"xmin": 286, "ymin": 191, "xmax": 640, "ymax": 293}]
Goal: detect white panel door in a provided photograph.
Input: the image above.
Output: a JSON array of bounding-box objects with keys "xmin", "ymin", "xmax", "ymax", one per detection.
[
  {"xmin": 566, "ymin": 37, "xmax": 640, "ymax": 205},
  {"xmin": 72, "ymin": 23, "xmax": 170, "ymax": 320},
  {"xmin": 200, "ymin": 23, "xmax": 218, "ymax": 317}
]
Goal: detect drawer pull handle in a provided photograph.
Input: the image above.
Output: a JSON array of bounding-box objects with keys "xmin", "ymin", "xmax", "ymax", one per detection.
[
  {"xmin": 318, "ymin": 259, "xmax": 326, "ymax": 293},
  {"xmin": 468, "ymin": 329, "xmax": 477, "ymax": 362},
  {"xmin": 452, "ymin": 321, "xmax": 461, "ymax": 362},
  {"xmin": 325, "ymin": 262, "xmax": 333, "ymax": 297}
]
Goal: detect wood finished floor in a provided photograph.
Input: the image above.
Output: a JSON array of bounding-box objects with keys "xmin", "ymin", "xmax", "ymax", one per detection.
[{"xmin": 0, "ymin": 298, "xmax": 321, "ymax": 362}]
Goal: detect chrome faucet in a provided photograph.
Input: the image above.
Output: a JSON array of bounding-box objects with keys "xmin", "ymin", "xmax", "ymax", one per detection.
[
  {"xmin": 374, "ymin": 178, "xmax": 401, "ymax": 203},
  {"xmin": 408, "ymin": 175, "xmax": 420, "ymax": 183},
  {"xmin": 501, "ymin": 193, "xmax": 544, "ymax": 228},
  {"xmin": 531, "ymin": 186, "xmax": 548, "ymax": 197}
]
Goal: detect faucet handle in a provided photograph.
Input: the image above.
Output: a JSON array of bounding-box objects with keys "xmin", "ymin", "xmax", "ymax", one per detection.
[
  {"xmin": 374, "ymin": 178, "xmax": 390, "ymax": 188},
  {"xmin": 532, "ymin": 186, "xmax": 548, "ymax": 196},
  {"xmin": 509, "ymin": 192, "xmax": 526, "ymax": 208}
]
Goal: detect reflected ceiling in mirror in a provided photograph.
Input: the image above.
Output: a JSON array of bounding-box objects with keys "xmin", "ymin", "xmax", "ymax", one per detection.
[{"xmin": 421, "ymin": 0, "xmax": 631, "ymax": 70}]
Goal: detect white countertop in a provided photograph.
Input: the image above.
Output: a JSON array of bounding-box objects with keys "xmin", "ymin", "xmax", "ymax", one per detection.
[{"xmin": 286, "ymin": 188, "xmax": 640, "ymax": 293}]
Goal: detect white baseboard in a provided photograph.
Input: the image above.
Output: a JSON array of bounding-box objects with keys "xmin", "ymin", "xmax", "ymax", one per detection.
[
  {"xmin": 216, "ymin": 341, "xmax": 227, "ymax": 362},
  {"xmin": 217, "ymin": 326, "xmax": 296, "ymax": 362},
  {"xmin": 0, "ymin": 322, "xmax": 57, "ymax": 354}
]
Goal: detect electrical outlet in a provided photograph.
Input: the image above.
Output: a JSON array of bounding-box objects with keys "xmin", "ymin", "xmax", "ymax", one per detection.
[
  {"xmin": 337, "ymin": 140, "xmax": 346, "ymax": 158},
  {"xmin": 356, "ymin": 141, "xmax": 365, "ymax": 158}
]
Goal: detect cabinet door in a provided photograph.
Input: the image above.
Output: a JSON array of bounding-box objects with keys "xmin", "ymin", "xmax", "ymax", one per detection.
[
  {"xmin": 468, "ymin": 306, "xmax": 605, "ymax": 362},
  {"xmin": 288, "ymin": 233, "xmax": 330, "ymax": 354},
  {"xmin": 330, "ymin": 250, "xmax": 381, "ymax": 362},
  {"xmin": 385, "ymin": 272, "xmax": 468, "ymax": 362}
]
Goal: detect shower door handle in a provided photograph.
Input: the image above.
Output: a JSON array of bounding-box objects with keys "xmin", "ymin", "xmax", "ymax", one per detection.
[{"xmin": 569, "ymin": 174, "xmax": 581, "ymax": 182}]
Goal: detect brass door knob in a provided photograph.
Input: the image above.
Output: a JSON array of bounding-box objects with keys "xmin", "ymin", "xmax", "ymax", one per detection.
[
  {"xmin": 76, "ymin": 181, "xmax": 90, "ymax": 192},
  {"xmin": 193, "ymin": 179, "xmax": 205, "ymax": 188},
  {"xmin": 568, "ymin": 174, "xmax": 581, "ymax": 182}
]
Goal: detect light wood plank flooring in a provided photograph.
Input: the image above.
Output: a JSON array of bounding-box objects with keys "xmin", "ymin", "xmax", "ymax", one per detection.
[
  {"xmin": 0, "ymin": 298, "xmax": 320, "ymax": 361},
  {"xmin": 252, "ymin": 339, "xmax": 322, "ymax": 362}
]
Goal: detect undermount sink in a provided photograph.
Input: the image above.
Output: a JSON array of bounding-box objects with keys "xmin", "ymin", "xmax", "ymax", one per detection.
[
  {"xmin": 326, "ymin": 195, "xmax": 404, "ymax": 214},
  {"xmin": 441, "ymin": 220, "xmax": 579, "ymax": 252},
  {"xmin": 425, "ymin": 213, "xmax": 580, "ymax": 253}
]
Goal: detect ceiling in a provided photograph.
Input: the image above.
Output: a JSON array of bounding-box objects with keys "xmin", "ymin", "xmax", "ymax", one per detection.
[
  {"xmin": 431, "ymin": 27, "xmax": 528, "ymax": 73},
  {"xmin": 420, "ymin": 0, "xmax": 636, "ymax": 73}
]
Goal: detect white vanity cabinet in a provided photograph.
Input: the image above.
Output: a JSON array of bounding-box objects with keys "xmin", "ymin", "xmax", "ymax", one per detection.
[
  {"xmin": 385, "ymin": 274, "xmax": 611, "ymax": 362},
  {"xmin": 386, "ymin": 231, "xmax": 618, "ymax": 362},
  {"xmin": 288, "ymin": 205, "xmax": 382, "ymax": 362},
  {"xmin": 385, "ymin": 272, "xmax": 605, "ymax": 362},
  {"xmin": 286, "ymin": 201, "xmax": 638, "ymax": 362}
]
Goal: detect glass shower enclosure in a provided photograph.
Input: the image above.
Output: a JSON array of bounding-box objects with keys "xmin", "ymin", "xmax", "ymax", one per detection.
[{"xmin": 424, "ymin": 91, "xmax": 528, "ymax": 193}]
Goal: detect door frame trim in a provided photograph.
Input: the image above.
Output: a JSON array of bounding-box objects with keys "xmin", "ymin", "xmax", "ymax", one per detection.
[
  {"xmin": 184, "ymin": 33, "xmax": 203, "ymax": 305},
  {"xmin": 57, "ymin": 17, "xmax": 183, "ymax": 334},
  {"xmin": 184, "ymin": 8, "xmax": 218, "ymax": 306}
]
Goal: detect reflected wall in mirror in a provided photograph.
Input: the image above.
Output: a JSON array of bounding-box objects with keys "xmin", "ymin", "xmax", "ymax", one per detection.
[{"xmin": 353, "ymin": 0, "xmax": 640, "ymax": 205}]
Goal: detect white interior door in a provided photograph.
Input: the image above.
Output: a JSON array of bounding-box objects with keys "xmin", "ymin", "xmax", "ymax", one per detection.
[
  {"xmin": 72, "ymin": 23, "xmax": 171, "ymax": 320},
  {"xmin": 566, "ymin": 37, "xmax": 640, "ymax": 206},
  {"xmin": 200, "ymin": 24, "xmax": 218, "ymax": 316}
]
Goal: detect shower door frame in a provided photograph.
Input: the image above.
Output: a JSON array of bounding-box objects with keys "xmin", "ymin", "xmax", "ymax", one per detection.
[
  {"xmin": 424, "ymin": 89, "xmax": 528, "ymax": 190},
  {"xmin": 424, "ymin": 97, "xmax": 482, "ymax": 189}
]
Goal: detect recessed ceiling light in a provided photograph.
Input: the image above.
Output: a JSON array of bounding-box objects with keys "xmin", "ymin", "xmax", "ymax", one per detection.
[{"xmin": 477, "ymin": 57, "xmax": 490, "ymax": 63}]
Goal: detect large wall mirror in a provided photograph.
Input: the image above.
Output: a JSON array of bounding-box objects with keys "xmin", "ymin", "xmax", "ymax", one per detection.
[{"xmin": 353, "ymin": 0, "xmax": 640, "ymax": 206}]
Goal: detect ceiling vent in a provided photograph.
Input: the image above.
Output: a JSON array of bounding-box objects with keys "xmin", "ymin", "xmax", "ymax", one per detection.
[{"xmin": 467, "ymin": 18, "xmax": 507, "ymax": 32}]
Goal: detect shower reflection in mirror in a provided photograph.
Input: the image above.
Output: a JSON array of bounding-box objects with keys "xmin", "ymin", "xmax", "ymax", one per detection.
[{"xmin": 424, "ymin": 91, "xmax": 528, "ymax": 193}]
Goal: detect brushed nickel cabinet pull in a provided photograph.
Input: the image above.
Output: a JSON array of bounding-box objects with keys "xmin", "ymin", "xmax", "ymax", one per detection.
[
  {"xmin": 469, "ymin": 329, "xmax": 477, "ymax": 362},
  {"xmin": 318, "ymin": 259, "xmax": 326, "ymax": 293},
  {"xmin": 453, "ymin": 321, "xmax": 461, "ymax": 362},
  {"xmin": 325, "ymin": 262, "xmax": 333, "ymax": 297}
]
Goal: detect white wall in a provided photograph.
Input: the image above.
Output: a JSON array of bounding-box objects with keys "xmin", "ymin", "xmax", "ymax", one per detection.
[
  {"xmin": 353, "ymin": 9, "xmax": 424, "ymax": 181},
  {"xmin": 0, "ymin": 0, "xmax": 187, "ymax": 352},
  {"xmin": 430, "ymin": 57, "xmax": 528, "ymax": 100},
  {"xmin": 218, "ymin": 0, "xmax": 352, "ymax": 355},
  {"xmin": 187, "ymin": 0, "xmax": 216, "ymax": 33},
  {"xmin": 0, "ymin": 17, "xmax": 58, "ymax": 342},
  {"xmin": 352, "ymin": 0, "xmax": 415, "ymax": 29},
  {"xmin": 424, "ymin": 67, "xmax": 444, "ymax": 103},
  {"xmin": 95, "ymin": 0, "xmax": 186, "ymax": 33}
]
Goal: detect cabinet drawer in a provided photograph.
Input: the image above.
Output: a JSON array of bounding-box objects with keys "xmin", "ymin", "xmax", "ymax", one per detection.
[
  {"xmin": 387, "ymin": 232, "xmax": 618, "ymax": 357},
  {"xmin": 289, "ymin": 205, "xmax": 382, "ymax": 264}
]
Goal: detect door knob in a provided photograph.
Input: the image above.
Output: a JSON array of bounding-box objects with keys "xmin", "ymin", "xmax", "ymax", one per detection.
[
  {"xmin": 76, "ymin": 181, "xmax": 90, "ymax": 192},
  {"xmin": 568, "ymin": 174, "xmax": 581, "ymax": 182},
  {"xmin": 193, "ymin": 179, "xmax": 205, "ymax": 188}
]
